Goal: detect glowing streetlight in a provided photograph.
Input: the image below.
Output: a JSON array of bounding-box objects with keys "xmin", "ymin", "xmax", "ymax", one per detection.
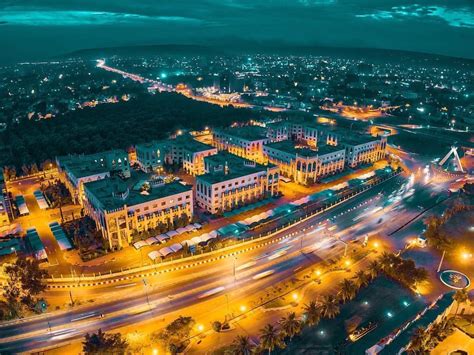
[
  {"xmin": 292, "ymin": 293, "xmax": 299, "ymax": 301},
  {"xmin": 344, "ymin": 259, "xmax": 351, "ymax": 267},
  {"xmin": 315, "ymin": 270, "xmax": 322, "ymax": 276},
  {"xmin": 373, "ymin": 241, "xmax": 380, "ymax": 249},
  {"xmin": 197, "ymin": 324, "xmax": 204, "ymax": 332},
  {"xmin": 461, "ymin": 251, "xmax": 472, "ymax": 260},
  {"xmin": 152, "ymin": 349, "xmax": 159, "ymax": 355},
  {"xmin": 240, "ymin": 305, "xmax": 247, "ymax": 312}
]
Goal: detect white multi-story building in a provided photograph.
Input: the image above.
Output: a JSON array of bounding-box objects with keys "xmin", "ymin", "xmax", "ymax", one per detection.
[
  {"xmin": 83, "ymin": 174, "xmax": 193, "ymax": 249},
  {"xmin": 135, "ymin": 141, "xmax": 167, "ymax": 173},
  {"xmin": 342, "ymin": 135, "xmax": 387, "ymax": 168},
  {"xmin": 56, "ymin": 150, "xmax": 131, "ymax": 205},
  {"xmin": 195, "ymin": 153, "xmax": 279, "ymax": 214},
  {"xmin": 266, "ymin": 121, "xmax": 289, "ymax": 142},
  {"xmin": 263, "ymin": 141, "xmax": 345, "ymax": 185},
  {"xmin": 166, "ymin": 136, "xmax": 217, "ymax": 176},
  {"xmin": 317, "ymin": 127, "xmax": 387, "ymax": 168},
  {"xmin": 213, "ymin": 126, "xmax": 268, "ymax": 164}
]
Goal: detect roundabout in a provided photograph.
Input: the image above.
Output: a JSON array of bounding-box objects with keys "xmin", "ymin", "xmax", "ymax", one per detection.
[{"xmin": 439, "ymin": 270, "xmax": 471, "ymax": 290}]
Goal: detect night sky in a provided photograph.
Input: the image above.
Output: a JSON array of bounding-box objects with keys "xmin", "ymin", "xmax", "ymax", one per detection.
[{"xmin": 1, "ymin": 0, "xmax": 474, "ymax": 64}]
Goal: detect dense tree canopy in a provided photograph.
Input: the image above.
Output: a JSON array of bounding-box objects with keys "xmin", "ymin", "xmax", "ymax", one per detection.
[{"xmin": 0, "ymin": 92, "xmax": 270, "ymax": 170}]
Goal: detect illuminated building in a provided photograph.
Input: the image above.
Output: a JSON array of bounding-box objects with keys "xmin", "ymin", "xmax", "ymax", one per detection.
[
  {"xmin": 83, "ymin": 174, "xmax": 193, "ymax": 249},
  {"xmin": 135, "ymin": 141, "xmax": 167, "ymax": 173},
  {"xmin": 165, "ymin": 136, "xmax": 218, "ymax": 176},
  {"xmin": 265, "ymin": 122, "xmax": 289, "ymax": 142},
  {"xmin": 318, "ymin": 127, "xmax": 387, "ymax": 167},
  {"xmin": 266, "ymin": 120, "xmax": 320, "ymax": 147},
  {"xmin": 56, "ymin": 150, "xmax": 131, "ymax": 205},
  {"xmin": 263, "ymin": 141, "xmax": 345, "ymax": 185},
  {"xmin": 342, "ymin": 135, "xmax": 387, "ymax": 168},
  {"xmin": 195, "ymin": 153, "xmax": 279, "ymax": 214},
  {"xmin": 136, "ymin": 136, "xmax": 217, "ymax": 176},
  {"xmin": 213, "ymin": 126, "xmax": 268, "ymax": 163}
]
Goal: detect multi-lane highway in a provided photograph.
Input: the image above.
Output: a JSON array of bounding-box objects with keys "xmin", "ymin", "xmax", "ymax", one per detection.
[{"xmin": 1, "ymin": 174, "xmax": 442, "ymax": 353}]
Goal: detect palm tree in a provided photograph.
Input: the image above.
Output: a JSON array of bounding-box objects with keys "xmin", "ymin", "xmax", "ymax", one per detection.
[
  {"xmin": 231, "ymin": 335, "xmax": 254, "ymax": 355},
  {"xmin": 279, "ymin": 312, "xmax": 301, "ymax": 341},
  {"xmin": 453, "ymin": 289, "xmax": 469, "ymax": 317},
  {"xmin": 407, "ymin": 326, "xmax": 428, "ymax": 354},
  {"xmin": 367, "ymin": 260, "xmax": 380, "ymax": 280},
  {"xmin": 338, "ymin": 279, "xmax": 358, "ymax": 303},
  {"xmin": 259, "ymin": 324, "xmax": 284, "ymax": 355},
  {"xmin": 319, "ymin": 295, "xmax": 340, "ymax": 319},
  {"xmin": 303, "ymin": 301, "xmax": 321, "ymax": 327},
  {"xmin": 378, "ymin": 252, "xmax": 393, "ymax": 272},
  {"xmin": 354, "ymin": 270, "xmax": 370, "ymax": 288}
]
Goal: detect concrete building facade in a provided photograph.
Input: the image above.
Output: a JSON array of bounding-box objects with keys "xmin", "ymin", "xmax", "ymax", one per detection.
[
  {"xmin": 195, "ymin": 153, "xmax": 279, "ymax": 214},
  {"xmin": 213, "ymin": 127, "xmax": 268, "ymax": 164},
  {"xmin": 83, "ymin": 175, "xmax": 193, "ymax": 249},
  {"xmin": 56, "ymin": 150, "xmax": 131, "ymax": 205},
  {"xmin": 263, "ymin": 141, "xmax": 345, "ymax": 185}
]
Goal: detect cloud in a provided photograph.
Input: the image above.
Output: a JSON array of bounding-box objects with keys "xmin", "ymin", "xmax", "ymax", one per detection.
[
  {"xmin": 0, "ymin": 10, "xmax": 207, "ymax": 26},
  {"xmin": 356, "ymin": 5, "xmax": 474, "ymax": 29},
  {"xmin": 298, "ymin": 0, "xmax": 336, "ymax": 6}
]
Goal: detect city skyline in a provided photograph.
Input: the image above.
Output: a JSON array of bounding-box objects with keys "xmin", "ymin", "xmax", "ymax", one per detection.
[{"xmin": 1, "ymin": 0, "xmax": 474, "ymax": 64}]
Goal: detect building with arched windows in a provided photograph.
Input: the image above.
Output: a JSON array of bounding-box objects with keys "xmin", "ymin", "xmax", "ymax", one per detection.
[{"xmin": 56, "ymin": 149, "xmax": 131, "ymax": 205}]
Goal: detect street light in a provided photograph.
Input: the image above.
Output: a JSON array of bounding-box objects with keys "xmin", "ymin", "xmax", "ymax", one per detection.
[
  {"xmin": 240, "ymin": 305, "xmax": 247, "ymax": 312},
  {"xmin": 232, "ymin": 256, "xmax": 237, "ymax": 283},
  {"xmin": 197, "ymin": 324, "xmax": 204, "ymax": 332},
  {"xmin": 292, "ymin": 293, "xmax": 298, "ymax": 301}
]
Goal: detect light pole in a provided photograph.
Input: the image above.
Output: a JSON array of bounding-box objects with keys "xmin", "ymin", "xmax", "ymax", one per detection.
[
  {"xmin": 143, "ymin": 278, "xmax": 151, "ymax": 310},
  {"xmin": 232, "ymin": 256, "xmax": 237, "ymax": 283},
  {"xmin": 437, "ymin": 250, "xmax": 446, "ymax": 273}
]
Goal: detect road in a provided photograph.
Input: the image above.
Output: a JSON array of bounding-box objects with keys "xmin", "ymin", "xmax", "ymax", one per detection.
[{"xmin": 0, "ymin": 175, "xmax": 427, "ymax": 353}]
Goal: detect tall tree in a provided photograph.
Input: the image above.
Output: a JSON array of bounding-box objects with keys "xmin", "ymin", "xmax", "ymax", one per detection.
[
  {"xmin": 453, "ymin": 289, "xmax": 469, "ymax": 317},
  {"xmin": 367, "ymin": 260, "xmax": 380, "ymax": 280},
  {"xmin": 319, "ymin": 295, "xmax": 340, "ymax": 319},
  {"xmin": 3, "ymin": 257, "xmax": 49, "ymax": 314},
  {"xmin": 407, "ymin": 326, "xmax": 428, "ymax": 354},
  {"xmin": 338, "ymin": 279, "xmax": 358, "ymax": 303},
  {"xmin": 259, "ymin": 324, "xmax": 284, "ymax": 355},
  {"xmin": 354, "ymin": 270, "xmax": 370, "ymax": 288},
  {"xmin": 279, "ymin": 312, "xmax": 301, "ymax": 341},
  {"xmin": 82, "ymin": 329, "xmax": 128, "ymax": 354},
  {"xmin": 230, "ymin": 335, "xmax": 254, "ymax": 355},
  {"xmin": 303, "ymin": 301, "xmax": 321, "ymax": 327}
]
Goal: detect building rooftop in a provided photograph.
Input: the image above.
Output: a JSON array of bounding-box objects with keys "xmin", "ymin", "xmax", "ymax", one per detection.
[
  {"xmin": 217, "ymin": 126, "xmax": 267, "ymax": 141},
  {"xmin": 174, "ymin": 135, "xmax": 216, "ymax": 153},
  {"xmin": 135, "ymin": 140, "xmax": 165, "ymax": 151},
  {"xmin": 265, "ymin": 140, "xmax": 318, "ymax": 157},
  {"xmin": 341, "ymin": 133, "xmax": 380, "ymax": 146},
  {"xmin": 265, "ymin": 141, "xmax": 344, "ymax": 158},
  {"xmin": 57, "ymin": 149, "xmax": 129, "ymax": 179},
  {"xmin": 84, "ymin": 172, "xmax": 192, "ymax": 211},
  {"xmin": 199, "ymin": 152, "xmax": 271, "ymax": 184}
]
